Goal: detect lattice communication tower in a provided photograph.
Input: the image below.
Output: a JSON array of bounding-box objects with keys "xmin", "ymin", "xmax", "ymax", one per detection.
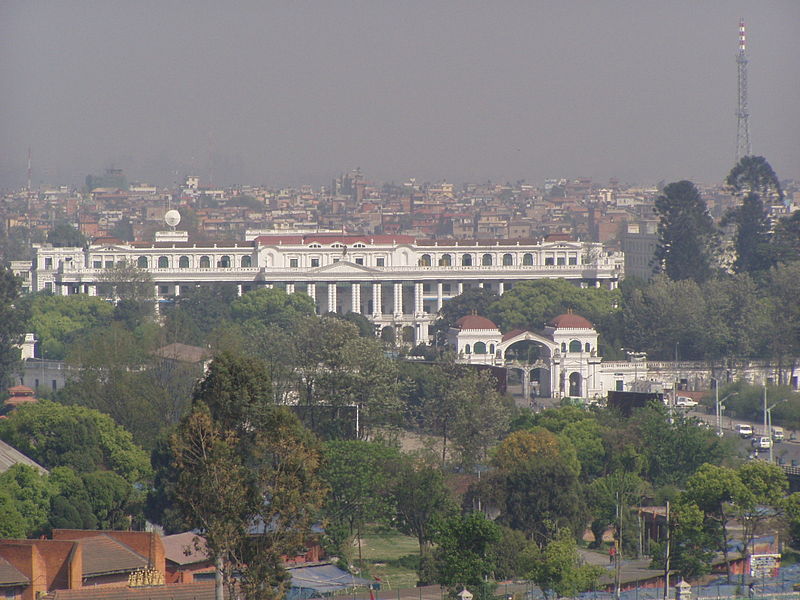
[{"xmin": 736, "ymin": 18, "xmax": 751, "ymax": 161}]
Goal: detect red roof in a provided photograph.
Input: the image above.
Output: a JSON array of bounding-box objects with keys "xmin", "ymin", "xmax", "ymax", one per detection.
[
  {"xmin": 455, "ymin": 315, "xmax": 499, "ymax": 330},
  {"xmin": 7, "ymin": 385, "xmax": 34, "ymax": 396},
  {"xmin": 548, "ymin": 313, "xmax": 594, "ymax": 329},
  {"xmin": 501, "ymin": 328, "xmax": 527, "ymax": 341},
  {"xmin": 255, "ymin": 234, "xmax": 415, "ymax": 246}
]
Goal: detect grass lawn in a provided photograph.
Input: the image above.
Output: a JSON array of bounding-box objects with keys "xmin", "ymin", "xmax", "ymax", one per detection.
[{"xmin": 357, "ymin": 527, "xmax": 421, "ymax": 589}]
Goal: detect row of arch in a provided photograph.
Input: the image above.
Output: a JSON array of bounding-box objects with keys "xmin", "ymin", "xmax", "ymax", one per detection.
[
  {"xmin": 464, "ymin": 342, "xmax": 496, "ymax": 355},
  {"xmin": 136, "ymin": 255, "xmax": 253, "ymax": 269},
  {"xmin": 419, "ymin": 253, "xmax": 537, "ymax": 267},
  {"xmin": 561, "ymin": 340, "xmax": 593, "ymax": 353}
]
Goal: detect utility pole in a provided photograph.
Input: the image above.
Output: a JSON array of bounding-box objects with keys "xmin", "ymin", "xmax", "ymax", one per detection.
[{"xmin": 663, "ymin": 500, "xmax": 671, "ymax": 600}]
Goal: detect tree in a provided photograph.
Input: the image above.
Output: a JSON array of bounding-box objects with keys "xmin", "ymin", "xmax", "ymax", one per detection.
[
  {"xmin": 320, "ymin": 440, "xmax": 401, "ymax": 563},
  {"xmin": 26, "ymin": 293, "xmax": 114, "ymax": 359},
  {"xmin": 168, "ymin": 284, "xmax": 238, "ymax": 338},
  {"xmin": 230, "ymin": 287, "xmax": 315, "ymax": 330},
  {"xmin": 0, "ymin": 399, "xmax": 150, "ymax": 483},
  {"xmin": 489, "ymin": 279, "xmax": 620, "ymax": 334},
  {"xmin": 650, "ymin": 496, "xmax": 715, "ymax": 580},
  {"xmin": 432, "ymin": 288, "xmax": 499, "ymax": 344},
  {"xmin": 772, "ymin": 210, "xmax": 800, "ymax": 264},
  {"xmin": 172, "ymin": 409, "xmax": 252, "ymax": 600},
  {"xmin": 392, "ymin": 455, "xmax": 454, "ymax": 560},
  {"xmin": 46, "ymin": 221, "xmax": 86, "ymax": 247},
  {"xmin": 172, "ymin": 357, "xmax": 326, "ymax": 600},
  {"xmin": 684, "ymin": 463, "xmax": 751, "ymax": 582},
  {"xmin": 726, "ymin": 155, "xmax": 783, "ymax": 202},
  {"xmin": 525, "ymin": 529, "xmax": 603, "ymax": 599},
  {"xmin": 432, "ymin": 512, "xmax": 501, "ymax": 599},
  {"xmin": 653, "ymin": 181, "xmax": 716, "ymax": 282},
  {"xmin": 0, "ymin": 266, "xmax": 23, "ymax": 388},
  {"xmin": 96, "ymin": 260, "xmax": 153, "ymax": 306},
  {"xmin": 0, "ymin": 464, "xmax": 55, "ymax": 537},
  {"xmin": 722, "ymin": 193, "xmax": 774, "ymax": 274}
]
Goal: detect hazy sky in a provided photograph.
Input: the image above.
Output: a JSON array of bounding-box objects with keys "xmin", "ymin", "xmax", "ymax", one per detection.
[{"xmin": 2, "ymin": 1, "xmax": 799, "ymax": 189}]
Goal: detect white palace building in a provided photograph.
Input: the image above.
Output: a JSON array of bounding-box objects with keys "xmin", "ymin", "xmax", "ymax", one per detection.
[{"xmin": 24, "ymin": 229, "xmax": 624, "ymax": 347}]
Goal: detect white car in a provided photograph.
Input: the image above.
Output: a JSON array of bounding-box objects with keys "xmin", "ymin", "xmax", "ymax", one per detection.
[
  {"xmin": 736, "ymin": 424, "xmax": 754, "ymax": 438},
  {"xmin": 752, "ymin": 436, "xmax": 773, "ymax": 451},
  {"xmin": 675, "ymin": 397, "xmax": 698, "ymax": 408}
]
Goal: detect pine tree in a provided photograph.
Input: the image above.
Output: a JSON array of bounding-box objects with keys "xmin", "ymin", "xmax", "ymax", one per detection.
[
  {"xmin": 722, "ymin": 193, "xmax": 773, "ymax": 274},
  {"xmin": 653, "ymin": 181, "xmax": 716, "ymax": 282}
]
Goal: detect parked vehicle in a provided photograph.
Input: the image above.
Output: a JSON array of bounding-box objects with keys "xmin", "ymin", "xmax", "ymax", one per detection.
[
  {"xmin": 676, "ymin": 397, "xmax": 698, "ymax": 408},
  {"xmin": 772, "ymin": 427, "xmax": 784, "ymax": 442},
  {"xmin": 752, "ymin": 436, "xmax": 773, "ymax": 451},
  {"xmin": 736, "ymin": 424, "xmax": 754, "ymax": 438}
]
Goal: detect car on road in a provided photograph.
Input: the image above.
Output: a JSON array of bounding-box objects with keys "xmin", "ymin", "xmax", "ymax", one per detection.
[
  {"xmin": 752, "ymin": 436, "xmax": 773, "ymax": 451},
  {"xmin": 772, "ymin": 427, "xmax": 784, "ymax": 442},
  {"xmin": 675, "ymin": 396, "xmax": 698, "ymax": 408},
  {"xmin": 736, "ymin": 424, "xmax": 754, "ymax": 438}
]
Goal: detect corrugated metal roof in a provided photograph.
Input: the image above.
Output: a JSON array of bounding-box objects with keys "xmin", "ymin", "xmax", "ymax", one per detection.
[
  {"xmin": 0, "ymin": 439, "xmax": 48, "ymax": 474},
  {"xmin": 46, "ymin": 581, "xmax": 219, "ymax": 599}
]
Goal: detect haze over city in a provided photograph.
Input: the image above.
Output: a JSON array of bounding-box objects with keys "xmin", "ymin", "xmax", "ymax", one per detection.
[{"xmin": 2, "ymin": 0, "xmax": 799, "ymax": 189}]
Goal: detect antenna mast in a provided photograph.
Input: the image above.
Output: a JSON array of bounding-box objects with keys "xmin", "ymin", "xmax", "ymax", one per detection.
[
  {"xmin": 27, "ymin": 148, "xmax": 32, "ymax": 192},
  {"xmin": 736, "ymin": 18, "xmax": 751, "ymax": 161}
]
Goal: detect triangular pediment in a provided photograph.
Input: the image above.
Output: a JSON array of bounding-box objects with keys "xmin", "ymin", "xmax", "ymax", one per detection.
[{"xmin": 313, "ymin": 260, "xmax": 378, "ymax": 274}]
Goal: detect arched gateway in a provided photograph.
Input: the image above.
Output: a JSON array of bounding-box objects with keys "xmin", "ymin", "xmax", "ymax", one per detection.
[{"xmin": 448, "ymin": 311, "xmax": 602, "ymax": 399}]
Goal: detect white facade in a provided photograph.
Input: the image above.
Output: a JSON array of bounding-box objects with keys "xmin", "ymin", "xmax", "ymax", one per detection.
[{"xmin": 27, "ymin": 233, "xmax": 624, "ymax": 344}]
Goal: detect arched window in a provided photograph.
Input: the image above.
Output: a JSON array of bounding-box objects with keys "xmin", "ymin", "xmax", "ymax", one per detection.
[
  {"xmin": 439, "ymin": 254, "xmax": 452, "ymax": 266},
  {"xmin": 137, "ymin": 256, "xmax": 148, "ymax": 268},
  {"xmin": 461, "ymin": 254, "xmax": 473, "ymax": 266},
  {"xmin": 419, "ymin": 254, "xmax": 432, "ymax": 266},
  {"xmin": 465, "ymin": 344, "xmax": 471, "ymax": 354},
  {"xmin": 179, "ymin": 256, "xmax": 190, "ymax": 268},
  {"xmin": 561, "ymin": 342, "xmax": 567, "ymax": 352},
  {"xmin": 489, "ymin": 343, "xmax": 496, "ymax": 355},
  {"xmin": 569, "ymin": 372, "xmax": 582, "ymax": 397},
  {"xmin": 157, "ymin": 256, "xmax": 169, "ymax": 268},
  {"xmin": 241, "ymin": 255, "xmax": 252, "ymax": 267},
  {"xmin": 585, "ymin": 342, "xmax": 591, "ymax": 352},
  {"xmin": 502, "ymin": 253, "xmax": 513, "ymax": 266},
  {"xmin": 482, "ymin": 253, "xmax": 493, "ymax": 266},
  {"xmin": 523, "ymin": 253, "xmax": 533, "ymax": 266},
  {"xmin": 218, "ymin": 255, "xmax": 231, "ymax": 268},
  {"xmin": 474, "ymin": 341, "xmax": 487, "ymax": 354},
  {"xmin": 200, "ymin": 256, "xmax": 210, "ymax": 268},
  {"xmin": 569, "ymin": 340, "xmax": 582, "ymax": 353}
]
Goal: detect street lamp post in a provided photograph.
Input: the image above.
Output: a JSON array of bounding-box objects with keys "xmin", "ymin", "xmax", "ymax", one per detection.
[
  {"xmin": 718, "ymin": 392, "xmax": 737, "ymax": 436},
  {"xmin": 767, "ymin": 399, "xmax": 788, "ymax": 464}
]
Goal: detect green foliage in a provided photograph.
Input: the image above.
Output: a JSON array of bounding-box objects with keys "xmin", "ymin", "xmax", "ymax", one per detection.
[
  {"xmin": 320, "ymin": 440, "xmax": 401, "ymax": 547},
  {"xmin": 629, "ymin": 403, "xmax": 725, "ymax": 488},
  {"xmin": 432, "ymin": 512, "xmax": 501, "ymax": 593},
  {"xmin": 231, "ymin": 287, "xmax": 315, "ymax": 329},
  {"xmin": 726, "ymin": 155, "xmax": 783, "ymax": 201},
  {"xmin": 392, "ymin": 455, "xmax": 455, "ymax": 557},
  {"xmin": 526, "ymin": 529, "xmax": 603, "ymax": 599},
  {"xmin": 650, "ymin": 497, "xmax": 715, "ymax": 580},
  {"xmin": 0, "ymin": 464, "xmax": 55, "ymax": 537},
  {"xmin": 0, "ymin": 399, "xmax": 150, "ymax": 483},
  {"xmin": 47, "ymin": 221, "xmax": 86, "ymax": 247},
  {"xmin": 0, "ymin": 265, "xmax": 23, "ymax": 388},
  {"xmin": 26, "ymin": 293, "xmax": 114, "ymax": 359},
  {"xmin": 489, "ymin": 279, "xmax": 620, "ymax": 333},
  {"xmin": 167, "ymin": 284, "xmax": 238, "ymax": 339},
  {"xmin": 723, "ymin": 193, "xmax": 774, "ymax": 274},
  {"xmin": 654, "ymin": 180, "xmax": 716, "ymax": 283},
  {"xmin": 432, "ymin": 288, "xmax": 500, "ymax": 343}
]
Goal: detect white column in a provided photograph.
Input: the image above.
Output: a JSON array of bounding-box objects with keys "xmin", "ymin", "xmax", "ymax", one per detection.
[
  {"xmin": 478, "ymin": 282, "xmax": 484, "ymax": 288},
  {"xmin": 414, "ymin": 282, "xmax": 423, "ymax": 315},
  {"xmin": 457, "ymin": 282, "xmax": 464, "ymax": 295},
  {"xmin": 237, "ymin": 284, "xmax": 243, "ymax": 296},
  {"xmin": 307, "ymin": 282, "xmax": 316, "ymax": 303},
  {"xmin": 154, "ymin": 284, "xmax": 159, "ymax": 298},
  {"xmin": 372, "ymin": 283, "xmax": 382, "ymax": 316},
  {"xmin": 286, "ymin": 282, "xmax": 295, "ymax": 294},
  {"xmin": 328, "ymin": 283, "xmax": 337, "ymax": 313},
  {"xmin": 498, "ymin": 281, "xmax": 505, "ymax": 295},
  {"xmin": 88, "ymin": 285, "xmax": 97, "ymax": 296},
  {"xmin": 351, "ymin": 283, "xmax": 361, "ymax": 314},
  {"xmin": 174, "ymin": 284, "xmax": 181, "ymax": 296},
  {"xmin": 393, "ymin": 282, "xmax": 403, "ymax": 316},
  {"xmin": 437, "ymin": 282, "xmax": 443, "ymax": 311}
]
